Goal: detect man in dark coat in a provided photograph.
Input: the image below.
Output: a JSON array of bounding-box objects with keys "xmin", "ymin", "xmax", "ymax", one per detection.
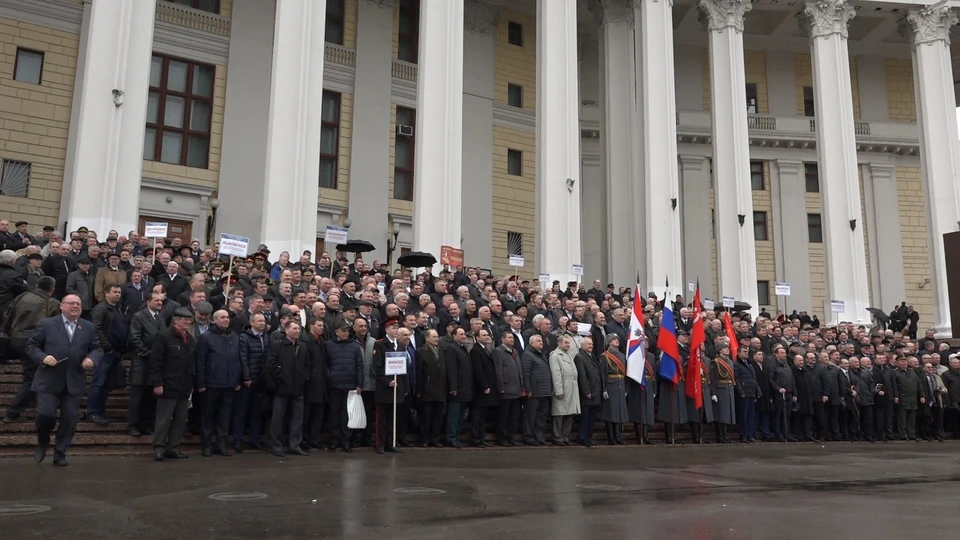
[
  {"xmin": 520, "ymin": 334, "xmax": 551, "ymax": 446},
  {"xmin": 0, "ymin": 249, "xmax": 27, "ymax": 323},
  {"xmin": 26, "ymin": 294, "xmax": 103, "ymax": 466},
  {"xmin": 234, "ymin": 312, "xmax": 269, "ymax": 452},
  {"xmin": 734, "ymin": 346, "xmax": 761, "ymax": 442},
  {"xmin": 791, "ymin": 354, "xmax": 816, "ymax": 442},
  {"xmin": 41, "ymin": 243, "xmax": 72, "ymax": 300},
  {"xmin": 575, "ymin": 336, "xmax": 602, "ymax": 446},
  {"xmin": 852, "ymin": 357, "xmax": 876, "ymax": 441},
  {"xmin": 873, "ymin": 353, "xmax": 898, "ymax": 440},
  {"xmin": 149, "ymin": 307, "xmax": 196, "ymax": 461},
  {"xmin": 195, "ymin": 310, "xmax": 241, "ymax": 456},
  {"xmin": 469, "ymin": 327, "xmax": 497, "ymax": 447},
  {"xmin": 372, "ymin": 318, "xmax": 407, "ymax": 454},
  {"xmin": 86, "ymin": 283, "xmax": 126, "ymax": 425},
  {"xmin": 493, "ymin": 332, "xmax": 523, "ymax": 446},
  {"xmin": 158, "ymin": 261, "xmax": 189, "ymax": 303},
  {"xmin": 709, "ymin": 345, "xmax": 736, "ymax": 444},
  {"xmin": 769, "ymin": 346, "xmax": 797, "ymax": 442},
  {"xmin": 819, "ymin": 355, "xmax": 842, "ymax": 441},
  {"xmin": 416, "ymin": 329, "xmax": 446, "ymax": 447},
  {"xmin": 2, "ymin": 277, "xmax": 59, "ymax": 423},
  {"xmin": 126, "ymin": 292, "xmax": 166, "ymax": 437},
  {"xmin": 893, "ymin": 356, "xmax": 923, "ymax": 440},
  {"xmin": 443, "ymin": 327, "xmax": 473, "ymax": 447},
  {"xmin": 302, "ymin": 317, "xmax": 328, "ymax": 450},
  {"xmin": 266, "ymin": 320, "xmax": 310, "ymax": 457},
  {"xmin": 324, "ymin": 320, "xmax": 364, "ymax": 452}
]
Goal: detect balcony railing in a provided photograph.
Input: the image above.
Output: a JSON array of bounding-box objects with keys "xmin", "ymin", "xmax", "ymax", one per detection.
[
  {"xmin": 156, "ymin": 1, "xmax": 230, "ymax": 36},
  {"xmin": 748, "ymin": 115, "xmax": 776, "ymax": 130},
  {"xmin": 325, "ymin": 44, "xmax": 356, "ymax": 67},
  {"xmin": 392, "ymin": 60, "xmax": 418, "ymax": 82}
]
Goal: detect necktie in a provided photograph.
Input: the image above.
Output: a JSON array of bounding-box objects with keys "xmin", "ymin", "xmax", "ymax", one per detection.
[
  {"xmin": 155, "ymin": 312, "xmax": 162, "ymax": 325},
  {"xmin": 66, "ymin": 321, "xmax": 75, "ymax": 341}
]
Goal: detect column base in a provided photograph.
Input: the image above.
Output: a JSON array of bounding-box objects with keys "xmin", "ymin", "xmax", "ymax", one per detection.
[{"xmin": 933, "ymin": 324, "xmax": 953, "ymax": 340}]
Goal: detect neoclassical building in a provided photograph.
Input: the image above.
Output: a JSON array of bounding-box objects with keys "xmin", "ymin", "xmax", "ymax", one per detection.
[{"xmin": 0, "ymin": 0, "xmax": 958, "ymax": 334}]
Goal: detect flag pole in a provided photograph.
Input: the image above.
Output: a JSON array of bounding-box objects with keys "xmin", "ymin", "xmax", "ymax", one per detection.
[
  {"xmin": 393, "ymin": 375, "xmax": 398, "ymax": 449},
  {"xmin": 670, "ymin": 385, "xmax": 675, "ymax": 445},
  {"xmin": 639, "ymin": 389, "xmax": 644, "ymax": 446}
]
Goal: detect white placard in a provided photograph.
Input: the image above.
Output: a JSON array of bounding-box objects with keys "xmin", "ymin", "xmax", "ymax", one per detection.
[
  {"xmin": 703, "ymin": 298, "xmax": 715, "ymax": 310},
  {"xmin": 385, "ymin": 352, "xmax": 408, "ymax": 375},
  {"xmin": 722, "ymin": 296, "xmax": 735, "ymax": 308},
  {"xmin": 830, "ymin": 300, "xmax": 845, "ymax": 313},
  {"xmin": 577, "ymin": 322, "xmax": 591, "ymax": 336},
  {"xmin": 143, "ymin": 222, "xmax": 168, "ymax": 238},
  {"xmin": 688, "ymin": 281, "xmax": 695, "ymax": 292},
  {"xmin": 572, "ymin": 264, "xmax": 583, "ymax": 276},
  {"xmin": 377, "ymin": 283, "xmax": 386, "ymax": 295},
  {"xmin": 509, "ymin": 255, "xmax": 524, "ymax": 267},
  {"xmin": 325, "ymin": 225, "xmax": 349, "ymax": 245},
  {"xmin": 775, "ymin": 282, "xmax": 791, "ymax": 296},
  {"xmin": 219, "ymin": 233, "xmax": 250, "ymax": 257},
  {"xmin": 538, "ymin": 273, "xmax": 550, "ymax": 285}
]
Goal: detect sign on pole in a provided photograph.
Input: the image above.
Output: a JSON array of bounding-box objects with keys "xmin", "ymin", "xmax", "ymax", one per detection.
[
  {"xmin": 324, "ymin": 225, "xmax": 349, "ymax": 245},
  {"xmin": 440, "ymin": 245, "xmax": 464, "ymax": 267},
  {"xmin": 538, "ymin": 273, "xmax": 550, "ymax": 285},
  {"xmin": 774, "ymin": 282, "xmax": 791, "ymax": 296},
  {"xmin": 508, "ymin": 255, "xmax": 524, "ymax": 267},
  {"xmin": 688, "ymin": 281, "xmax": 695, "ymax": 292},
  {"xmin": 722, "ymin": 296, "xmax": 735, "ymax": 308},
  {"xmin": 385, "ymin": 352, "xmax": 408, "ymax": 375},
  {"xmin": 703, "ymin": 298, "xmax": 716, "ymax": 310},
  {"xmin": 576, "ymin": 322, "xmax": 591, "ymax": 336},
  {"xmin": 830, "ymin": 300, "xmax": 845, "ymax": 313},
  {"xmin": 144, "ymin": 222, "xmax": 168, "ymax": 238},
  {"xmin": 572, "ymin": 264, "xmax": 583, "ymax": 276},
  {"xmin": 219, "ymin": 233, "xmax": 250, "ymax": 257}
]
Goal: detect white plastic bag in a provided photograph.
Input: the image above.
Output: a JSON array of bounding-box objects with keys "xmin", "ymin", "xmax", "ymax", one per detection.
[{"xmin": 347, "ymin": 390, "xmax": 367, "ymax": 429}]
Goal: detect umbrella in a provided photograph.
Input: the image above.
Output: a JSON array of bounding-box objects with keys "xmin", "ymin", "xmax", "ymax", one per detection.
[
  {"xmin": 867, "ymin": 307, "xmax": 890, "ymax": 324},
  {"xmin": 397, "ymin": 251, "xmax": 437, "ymax": 268},
  {"xmin": 335, "ymin": 240, "xmax": 375, "ymax": 253},
  {"xmin": 732, "ymin": 301, "xmax": 752, "ymax": 312}
]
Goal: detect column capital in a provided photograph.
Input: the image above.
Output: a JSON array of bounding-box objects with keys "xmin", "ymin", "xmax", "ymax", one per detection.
[
  {"xmin": 799, "ymin": 0, "xmax": 855, "ymax": 40},
  {"xmin": 464, "ymin": 0, "xmax": 503, "ymax": 35},
  {"xmin": 697, "ymin": 0, "xmax": 752, "ymax": 33},
  {"xmin": 679, "ymin": 155, "xmax": 707, "ymax": 171},
  {"xmin": 588, "ymin": 0, "xmax": 637, "ymax": 26},
  {"xmin": 900, "ymin": 3, "xmax": 958, "ymax": 47}
]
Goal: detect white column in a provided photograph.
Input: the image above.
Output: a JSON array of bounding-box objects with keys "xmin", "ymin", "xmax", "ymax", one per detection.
[
  {"xmin": 261, "ymin": 0, "xmax": 327, "ymax": 255},
  {"xmin": 592, "ymin": 0, "xmax": 640, "ymax": 286},
  {"xmin": 800, "ymin": 0, "xmax": 870, "ymax": 325},
  {"xmin": 637, "ymin": 0, "xmax": 682, "ymax": 295},
  {"xmin": 412, "ymin": 0, "xmax": 464, "ymax": 263},
  {"xmin": 679, "ymin": 155, "xmax": 713, "ymax": 299},
  {"xmin": 59, "ymin": 0, "xmax": 157, "ymax": 234},
  {"xmin": 536, "ymin": 0, "xmax": 582, "ymax": 284},
  {"xmin": 699, "ymin": 0, "xmax": 758, "ymax": 315},
  {"xmin": 902, "ymin": 4, "xmax": 960, "ymax": 337}
]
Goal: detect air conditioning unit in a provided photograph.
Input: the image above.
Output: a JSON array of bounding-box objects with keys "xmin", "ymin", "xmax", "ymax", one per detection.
[{"xmin": 397, "ymin": 124, "xmax": 414, "ymax": 137}]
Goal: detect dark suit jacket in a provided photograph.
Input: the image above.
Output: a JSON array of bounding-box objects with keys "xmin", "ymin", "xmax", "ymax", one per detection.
[{"xmin": 26, "ymin": 315, "xmax": 104, "ymax": 396}]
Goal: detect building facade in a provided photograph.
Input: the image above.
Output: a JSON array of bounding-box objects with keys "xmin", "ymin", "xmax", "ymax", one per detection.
[{"xmin": 0, "ymin": 0, "xmax": 958, "ymax": 334}]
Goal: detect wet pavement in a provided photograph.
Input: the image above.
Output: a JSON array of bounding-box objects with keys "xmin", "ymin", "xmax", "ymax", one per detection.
[{"xmin": 1, "ymin": 442, "xmax": 958, "ymax": 539}]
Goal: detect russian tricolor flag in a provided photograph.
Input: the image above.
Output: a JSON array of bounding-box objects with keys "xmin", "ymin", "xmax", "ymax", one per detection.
[{"xmin": 657, "ymin": 304, "xmax": 681, "ymax": 384}]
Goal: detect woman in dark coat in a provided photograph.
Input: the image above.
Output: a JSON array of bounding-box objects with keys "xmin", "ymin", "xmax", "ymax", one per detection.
[
  {"xmin": 303, "ymin": 317, "xmax": 328, "ymax": 449},
  {"xmin": 710, "ymin": 345, "xmax": 736, "ymax": 443},
  {"xmin": 627, "ymin": 350, "xmax": 657, "ymax": 444}
]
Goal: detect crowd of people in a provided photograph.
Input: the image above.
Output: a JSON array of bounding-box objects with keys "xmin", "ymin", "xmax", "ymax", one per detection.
[{"xmin": 1, "ymin": 220, "xmax": 958, "ymax": 468}]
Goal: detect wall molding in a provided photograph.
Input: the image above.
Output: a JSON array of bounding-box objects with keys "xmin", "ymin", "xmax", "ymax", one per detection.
[
  {"xmin": 493, "ymin": 103, "xmax": 535, "ymax": 133},
  {"xmin": 153, "ymin": 20, "xmax": 230, "ymax": 65},
  {"xmin": 325, "ymin": 61, "xmax": 355, "ymax": 93},
  {"xmin": 0, "ymin": 0, "xmax": 83, "ymax": 34},
  {"xmin": 141, "ymin": 175, "xmax": 215, "ymax": 197},
  {"xmin": 391, "ymin": 77, "xmax": 417, "ymax": 108}
]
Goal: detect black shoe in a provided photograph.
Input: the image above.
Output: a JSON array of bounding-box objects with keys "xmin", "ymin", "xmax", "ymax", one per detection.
[
  {"xmin": 615, "ymin": 439, "xmax": 625, "ymax": 445},
  {"xmin": 344, "ymin": 446, "xmax": 354, "ymax": 453},
  {"xmin": 508, "ymin": 440, "xmax": 520, "ymax": 447},
  {"xmin": 154, "ymin": 450, "xmax": 166, "ymax": 462},
  {"xmin": 452, "ymin": 441, "xmax": 462, "ymax": 448},
  {"xmin": 376, "ymin": 446, "xmax": 385, "ymax": 454},
  {"xmin": 250, "ymin": 442, "xmax": 265, "ymax": 451},
  {"xmin": 3, "ymin": 411, "xmax": 20, "ymax": 423},
  {"xmin": 273, "ymin": 450, "xmax": 285, "ymax": 458},
  {"xmin": 234, "ymin": 446, "xmax": 243, "ymax": 454},
  {"xmin": 202, "ymin": 447, "xmax": 212, "ymax": 457},
  {"xmin": 52, "ymin": 455, "xmax": 68, "ymax": 467},
  {"xmin": 328, "ymin": 446, "xmax": 338, "ymax": 453},
  {"xmin": 479, "ymin": 441, "xmax": 488, "ymax": 447},
  {"xmin": 126, "ymin": 426, "xmax": 142, "ymax": 437},
  {"xmin": 165, "ymin": 451, "xmax": 189, "ymax": 459},
  {"xmin": 787, "ymin": 437, "xmax": 799, "ymax": 443},
  {"xmin": 290, "ymin": 447, "xmax": 309, "ymax": 456},
  {"xmin": 87, "ymin": 414, "xmax": 111, "ymax": 426},
  {"xmin": 34, "ymin": 445, "xmax": 47, "ymax": 464},
  {"xmin": 642, "ymin": 438, "xmax": 653, "ymax": 445},
  {"xmin": 214, "ymin": 447, "xmax": 231, "ymax": 457},
  {"xmin": 428, "ymin": 441, "xmax": 442, "ymax": 448},
  {"xmin": 387, "ymin": 447, "xmax": 403, "ymax": 453}
]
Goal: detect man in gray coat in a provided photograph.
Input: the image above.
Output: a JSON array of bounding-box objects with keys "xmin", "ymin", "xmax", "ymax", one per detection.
[
  {"xmin": 575, "ymin": 337, "xmax": 601, "ymax": 446},
  {"xmin": 521, "ymin": 335, "xmax": 552, "ymax": 445},
  {"xmin": 126, "ymin": 292, "xmax": 166, "ymax": 437},
  {"xmin": 549, "ymin": 335, "xmax": 580, "ymax": 445},
  {"xmin": 493, "ymin": 332, "xmax": 522, "ymax": 446}
]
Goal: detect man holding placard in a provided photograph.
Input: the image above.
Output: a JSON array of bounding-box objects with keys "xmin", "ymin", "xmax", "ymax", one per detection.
[{"xmin": 373, "ymin": 319, "xmax": 407, "ymax": 454}]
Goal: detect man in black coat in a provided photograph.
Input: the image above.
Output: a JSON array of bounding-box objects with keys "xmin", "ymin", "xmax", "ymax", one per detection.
[
  {"xmin": 0, "ymin": 250, "xmax": 27, "ymax": 325},
  {"xmin": 126, "ymin": 293, "xmax": 166, "ymax": 437},
  {"xmin": 195, "ymin": 310, "xmax": 241, "ymax": 456},
  {"xmin": 302, "ymin": 317, "xmax": 328, "ymax": 450},
  {"xmin": 493, "ymin": 332, "xmax": 523, "ymax": 446},
  {"xmin": 372, "ymin": 318, "xmax": 407, "ymax": 454},
  {"xmin": 235, "ymin": 312, "xmax": 269, "ymax": 452},
  {"xmin": 324, "ymin": 320, "xmax": 364, "ymax": 452},
  {"xmin": 41, "ymin": 243, "xmax": 72, "ymax": 300},
  {"xmin": 266, "ymin": 320, "xmax": 310, "ymax": 457},
  {"xmin": 26, "ymin": 294, "xmax": 103, "ymax": 466},
  {"xmin": 819, "ymin": 354, "xmax": 843, "ymax": 440},
  {"xmin": 158, "ymin": 261, "xmax": 189, "ymax": 302},
  {"xmin": 2, "ymin": 277, "xmax": 59, "ymax": 422},
  {"xmin": 734, "ymin": 347, "xmax": 761, "ymax": 442},
  {"xmin": 416, "ymin": 329, "xmax": 447, "ymax": 447},
  {"xmin": 86, "ymin": 283, "xmax": 126, "ymax": 425},
  {"xmin": 575, "ymin": 337, "xmax": 602, "ymax": 446},
  {"xmin": 521, "ymin": 335, "xmax": 552, "ymax": 446},
  {"xmin": 149, "ymin": 308, "xmax": 196, "ymax": 461},
  {"xmin": 443, "ymin": 327, "xmax": 473, "ymax": 447},
  {"xmin": 469, "ymin": 327, "xmax": 497, "ymax": 447}
]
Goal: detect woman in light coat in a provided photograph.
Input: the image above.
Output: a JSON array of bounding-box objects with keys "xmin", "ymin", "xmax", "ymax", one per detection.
[{"xmin": 549, "ymin": 335, "xmax": 581, "ymax": 444}]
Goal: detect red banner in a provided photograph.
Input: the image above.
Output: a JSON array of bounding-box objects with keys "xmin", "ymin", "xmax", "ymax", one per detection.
[{"xmin": 440, "ymin": 245, "xmax": 463, "ymax": 267}]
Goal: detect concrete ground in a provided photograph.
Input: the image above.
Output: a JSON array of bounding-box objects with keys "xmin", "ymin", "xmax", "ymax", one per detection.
[{"xmin": 1, "ymin": 442, "xmax": 958, "ymax": 540}]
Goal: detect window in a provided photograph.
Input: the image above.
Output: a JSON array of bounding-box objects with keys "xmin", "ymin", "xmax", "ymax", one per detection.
[
  {"xmin": 807, "ymin": 213, "xmax": 823, "ymax": 243},
  {"xmin": 507, "ymin": 149, "xmax": 522, "ymax": 176},
  {"xmin": 507, "ymin": 84, "xmax": 523, "ymax": 108},
  {"xmin": 753, "ymin": 211, "xmax": 768, "ymax": 241},
  {"xmin": 319, "ymin": 91, "xmax": 341, "ymax": 189},
  {"xmin": 170, "ymin": 0, "xmax": 219, "ymax": 13},
  {"xmin": 14, "ymin": 48, "xmax": 43, "ymax": 85},
  {"xmin": 750, "ymin": 161, "xmax": 764, "ymax": 190},
  {"xmin": 394, "ymin": 106, "xmax": 416, "ymax": 201},
  {"xmin": 508, "ymin": 21, "xmax": 523, "ymax": 46},
  {"xmin": 144, "ymin": 54, "xmax": 215, "ymax": 168},
  {"xmin": 746, "ymin": 83, "xmax": 758, "ymax": 114},
  {"xmin": 804, "ymin": 163, "xmax": 819, "ymax": 193},
  {"xmin": 326, "ymin": 0, "xmax": 345, "ymax": 45},
  {"xmin": 803, "ymin": 86, "xmax": 815, "ymax": 117},
  {"xmin": 507, "ymin": 231, "xmax": 523, "ymax": 257},
  {"xmin": 0, "ymin": 160, "xmax": 31, "ymax": 198},
  {"xmin": 757, "ymin": 281, "xmax": 771, "ymax": 306},
  {"xmin": 398, "ymin": 0, "xmax": 420, "ymax": 63}
]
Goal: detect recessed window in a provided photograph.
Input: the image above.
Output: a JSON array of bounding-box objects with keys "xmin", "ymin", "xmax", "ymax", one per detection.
[
  {"xmin": 398, "ymin": 0, "xmax": 420, "ymax": 63},
  {"xmin": 507, "ymin": 149, "xmax": 522, "ymax": 176},
  {"xmin": 394, "ymin": 106, "xmax": 416, "ymax": 201},
  {"xmin": 144, "ymin": 54, "xmax": 215, "ymax": 169},
  {"xmin": 326, "ymin": 0, "xmax": 345, "ymax": 45},
  {"xmin": 507, "ymin": 231, "xmax": 523, "ymax": 257},
  {"xmin": 0, "ymin": 160, "xmax": 31, "ymax": 198},
  {"xmin": 757, "ymin": 281, "xmax": 770, "ymax": 306},
  {"xmin": 807, "ymin": 213, "xmax": 823, "ymax": 243},
  {"xmin": 14, "ymin": 48, "xmax": 43, "ymax": 85},
  {"xmin": 803, "ymin": 86, "xmax": 815, "ymax": 117},
  {"xmin": 319, "ymin": 91, "xmax": 341, "ymax": 189},
  {"xmin": 753, "ymin": 211, "xmax": 768, "ymax": 241},
  {"xmin": 170, "ymin": 0, "xmax": 219, "ymax": 13},
  {"xmin": 804, "ymin": 163, "xmax": 819, "ymax": 193},
  {"xmin": 507, "ymin": 84, "xmax": 523, "ymax": 108},
  {"xmin": 750, "ymin": 161, "xmax": 764, "ymax": 191},
  {"xmin": 746, "ymin": 83, "xmax": 758, "ymax": 114},
  {"xmin": 508, "ymin": 21, "xmax": 523, "ymax": 46}
]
